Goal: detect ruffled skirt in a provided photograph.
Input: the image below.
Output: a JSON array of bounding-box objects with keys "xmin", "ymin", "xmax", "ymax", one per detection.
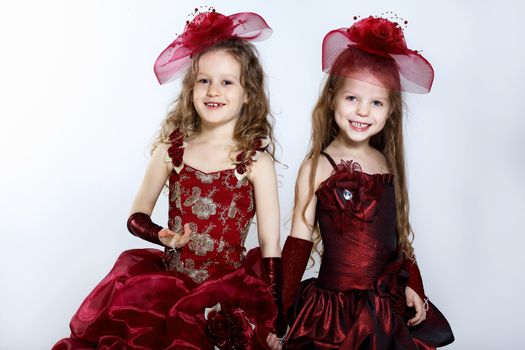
[
  {"xmin": 284, "ymin": 278, "xmax": 454, "ymax": 350},
  {"xmin": 53, "ymin": 248, "xmax": 276, "ymax": 350}
]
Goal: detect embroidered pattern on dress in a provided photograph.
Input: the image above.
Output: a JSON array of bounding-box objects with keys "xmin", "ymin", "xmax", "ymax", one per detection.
[
  {"xmin": 224, "ymin": 245, "xmax": 244, "ymax": 268},
  {"xmin": 165, "ymin": 129, "xmax": 262, "ymax": 284},
  {"xmin": 168, "ymin": 215, "xmax": 182, "ymax": 233},
  {"xmin": 239, "ymin": 220, "xmax": 251, "ymax": 247},
  {"xmin": 165, "ymin": 250, "xmax": 214, "ymax": 284},
  {"xmin": 195, "ymin": 171, "xmax": 221, "ymax": 184},
  {"xmin": 247, "ymin": 191, "xmax": 254, "ymax": 212},
  {"xmin": 184, "ymin": 187, "xmax": 218, "ymax": 219},
  {"xmin": 188, "ymin": 223, "xmax": 216, "ymax": 256},
  {"xmin": 170, "ymin": 182, "xmax": 182, "ymax": 209},
  {"xmin": 227, "ymin": 193, "xmax": 242, "ymax": 219}
]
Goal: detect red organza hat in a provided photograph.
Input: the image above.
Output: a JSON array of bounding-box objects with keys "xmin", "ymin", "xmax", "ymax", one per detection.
[
  {"xmin": 154, "ymin": 10, "xmax": 272, "ymax": 84},
  {"xmin": 322, "ymin": 16, "xmax": 434, "ymax": 93}
]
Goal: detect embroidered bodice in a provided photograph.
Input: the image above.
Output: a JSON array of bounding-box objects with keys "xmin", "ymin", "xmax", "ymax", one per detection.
[
  {"xmin": 315, "ymin": 153, "xmax": 397, "ymax": 291},
  {"xmin": 163, "ymin": 130, "xmax": 268, "ymax": 284}
]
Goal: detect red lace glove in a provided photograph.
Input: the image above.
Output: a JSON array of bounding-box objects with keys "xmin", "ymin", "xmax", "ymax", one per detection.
[
  {"xmin": 262, "ymin": 258, "xmax": 287, "ymax": 338},
  {"xmin": 281, "ymin": 236, "xmax": 313, "ymax": 321},
  {"xmin": 126, "ymin": 212, "xmax": 163, "ymax": 246},
  {"xmin": 404, "ymin": 258, "xmax": 426, "ymax": 300}
]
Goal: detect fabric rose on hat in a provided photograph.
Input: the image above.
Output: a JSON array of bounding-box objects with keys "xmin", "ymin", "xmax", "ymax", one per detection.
[
  {"xmin": 182, "ymin": 12, "xmax": 235, "ymax": 56},
  {"xmin": 347, "ymin": 16, "xmax": 407, "ymax": 55}
]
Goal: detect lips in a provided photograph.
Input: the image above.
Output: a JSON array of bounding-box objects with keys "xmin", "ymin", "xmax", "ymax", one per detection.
[{"xmin": 349, "ymin": 120, "xmax": 371, "ymax": 131}]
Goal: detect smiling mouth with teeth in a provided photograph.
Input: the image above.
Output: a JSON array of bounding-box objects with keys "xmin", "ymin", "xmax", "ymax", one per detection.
[
  {"xmin": 350, "ymin": 121, "xmax": 371, "ymax": 130},
  {"xmin": 205, "ymin": 102, "xmax": 225, "ymax": 108}
]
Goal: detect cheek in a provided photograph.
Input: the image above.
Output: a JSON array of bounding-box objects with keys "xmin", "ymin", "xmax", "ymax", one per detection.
[
  {"xmin": 192, "ymin": 86, "xmax": 201, "ymax": 100},
  {"xmin": 375, "ymin": 112, "xmax": 390, "ymax": 129},
  {"xmin": 334, "ymin": 103, "xmax": 351, "ymax": 121}
]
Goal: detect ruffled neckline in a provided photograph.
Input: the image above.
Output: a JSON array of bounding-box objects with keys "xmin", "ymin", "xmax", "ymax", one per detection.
[{"xmin": 316, "ymin": 159, "xmax": 393, "ymax": 197}]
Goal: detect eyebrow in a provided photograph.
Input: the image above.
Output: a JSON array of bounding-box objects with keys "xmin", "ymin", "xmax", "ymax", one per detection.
[
  {"xmin": 340, "ymin": 90, "xmax": 389, "ymax": 101},
  {"xmin": 196, "ymin": 73, "xmax": 240, "ymax": 81}
]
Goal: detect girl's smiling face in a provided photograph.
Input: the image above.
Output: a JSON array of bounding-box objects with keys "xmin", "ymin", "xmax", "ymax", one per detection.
[
  {"xmin": 333, "ymin": 76, "xmax": 391, "ymax": 144},
  {"xmin": 192, "ymin": 49, "xmax": 247, "ymax": 128}
]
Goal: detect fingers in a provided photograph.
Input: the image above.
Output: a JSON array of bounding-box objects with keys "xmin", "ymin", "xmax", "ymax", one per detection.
[
  {"xmin": 170, "ymin": 223, "xmax": 192, "ymax": 249},
  {"xmin": 266, "ymin": 333, "xmax": 282, "ymax": 350},
  {"xmin": 407, "ymin": 294, "xmax": 426, "ymax": 326},
  {"xmin": 158, "ymin": 228, "xmax": 175, "ymax": 239},
  {"xmin": 176, "ymin": 223, "xmax": 192, "ymax": 248},
  {"xmin": 182, "ymin": 223, "xmax": 192, "ymax": 239}
]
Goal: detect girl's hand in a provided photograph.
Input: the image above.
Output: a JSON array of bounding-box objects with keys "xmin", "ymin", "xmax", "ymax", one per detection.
[
  {"xmin": 405, "ymin": 286, "xmax": 426, "ymax": 326},
  {"xmin": 266, "ymin": 332, "xmax": 282, "ymax": 350},
  {"xmin": 158, "ymin": 223, "xmax": 192, "ymax": 249}
]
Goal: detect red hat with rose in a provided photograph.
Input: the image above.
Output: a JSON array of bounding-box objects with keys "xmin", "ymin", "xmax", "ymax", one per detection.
[
  {"xmin": 154, "ymin": 9, "xmax": 272, "ymax": 84},
  {"xmin": 322, "ymin": 15, "xmax": 434, "ymax": 93}
]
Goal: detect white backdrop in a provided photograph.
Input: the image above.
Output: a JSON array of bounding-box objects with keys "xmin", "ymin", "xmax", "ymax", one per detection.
[{"xmin": 1, "ymin": 0, "xmax": 524, "ymax": 349}]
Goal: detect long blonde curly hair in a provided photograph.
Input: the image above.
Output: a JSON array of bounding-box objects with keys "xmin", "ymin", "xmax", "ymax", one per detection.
[
  {"xmin": 151, "ymin": 38, "xmax": 275, "ymax": 163},
  {"xmin": 296, "ymin": 47, "xmax": 415, "ymax": 262}
]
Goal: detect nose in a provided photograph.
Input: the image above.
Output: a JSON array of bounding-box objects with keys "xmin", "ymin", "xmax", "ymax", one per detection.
[
  {"xmin": 355, "ymin": 102, "xmax": 369, "ymax": 118},
  {"xmin": 207, "ymin": 82, "xmax": 221, "ymax": 97}
]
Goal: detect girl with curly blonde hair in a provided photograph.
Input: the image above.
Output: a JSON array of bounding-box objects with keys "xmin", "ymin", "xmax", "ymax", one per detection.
[{"xmin": 54, "ymin": 10, "xmax": 285, "ymax": 350}]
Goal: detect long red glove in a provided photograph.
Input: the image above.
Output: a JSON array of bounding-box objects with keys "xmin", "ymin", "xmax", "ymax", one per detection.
[
  {"xmin": 126, "ymin": 212, "xmax": 163, "ymax": 247},
  {"xmin": 404, "ymin": 258, "xmax": 426, "ymax": 300},
  {"xmin": 262, "ymin": 258, "xmax": 287, "ymax": 337},
  {"xmin": 281, "ymin": 236, "xmax": 313, "ymax": 321}
]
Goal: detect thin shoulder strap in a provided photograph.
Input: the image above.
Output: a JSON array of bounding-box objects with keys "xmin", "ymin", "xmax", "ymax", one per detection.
[{"xmin": 320, "ymin": 151, "xmax": 338, "ymax": 170}]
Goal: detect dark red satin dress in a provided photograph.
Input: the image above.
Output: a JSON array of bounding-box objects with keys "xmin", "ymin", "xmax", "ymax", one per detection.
[
  {"xmin": 285, "ymin": 155, "xmax": 454, "ymax": 350},
  {"xmin": 53, "ymin": 132, "xmax": 277, "ymax": 350}
]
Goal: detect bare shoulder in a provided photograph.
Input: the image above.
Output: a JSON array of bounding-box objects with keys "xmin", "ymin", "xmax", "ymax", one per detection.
[
  {"xmin": 370, "ymin": 148, "xmax": 391, "ymax": 173},
  {"xmin": 297, "ymin": 156, "xmax": 333, "ymax": 192},
  {"xmin": 247, "ymin": 151, "xmax": 275, "ymax": 182},
  {"xmin": 153, "ymin": 142, "xmax": 170, "ymax": 155},
  {"xmin": 152, "ymin": 142, "xmax": 173, "ymax": 171}
]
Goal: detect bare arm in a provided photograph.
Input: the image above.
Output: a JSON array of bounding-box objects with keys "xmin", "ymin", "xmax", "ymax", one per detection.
[
  {"xmin": 289, "ymin": 159, "xmax": 323, "ymax": 242},
  {"xmin": 128, "ymin": 144, "xmax": 192, "ymax": 248},
  {"xmin": 248, "ymin": 152, "xmax": 281, "ymax": 257},
  {"xmin": 129, "ymin": 143, "xmax": 171, "ymax": 215}
]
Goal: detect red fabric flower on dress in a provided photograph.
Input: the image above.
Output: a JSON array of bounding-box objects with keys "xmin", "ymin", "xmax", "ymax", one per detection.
[
  {"xmin": 318, "ymin": 161, "xmax": 382, "ymax": 218},
  {"xmin": 167, "ymin": 130, "xmax": 185, "ymax": 168},
  {"xmin": 316, "ymin": 160, "xmax": 386, "ymax": 232},
  {"xmin": 374, "ymin": 252, "xmax": 408, "ymax": 315},
  {"xmin": 205, "ymin": 303, "xmax": 255, "ymax": 350},
  {"xmin": 234, "ymin": 137, "xmax": 269, "ymax": 180}
]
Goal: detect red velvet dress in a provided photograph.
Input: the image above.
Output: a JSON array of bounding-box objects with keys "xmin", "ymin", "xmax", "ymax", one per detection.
[
  {"xmin": 284, "ymin": 155, "xmax": 454, "ymax": 350},
  {"xmin": 53, "ymin": 132, "xmax": 277, "ymax": 350}
]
